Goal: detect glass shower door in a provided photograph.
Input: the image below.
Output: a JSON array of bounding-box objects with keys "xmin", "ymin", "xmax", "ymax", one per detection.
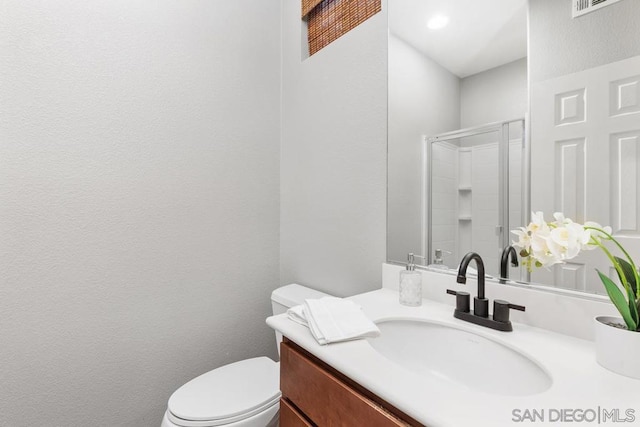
[{"xmin": 426, "ymin": 119, "xmax": 526, "ymax": 277}]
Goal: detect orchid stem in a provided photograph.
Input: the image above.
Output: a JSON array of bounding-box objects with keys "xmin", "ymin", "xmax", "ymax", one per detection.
[{"xmin": 585, "ymin": 226, "xmax": 640, "ymax": 298}]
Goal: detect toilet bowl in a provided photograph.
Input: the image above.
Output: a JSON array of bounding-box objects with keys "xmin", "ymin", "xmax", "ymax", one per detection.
[
  {"xmin": 161, "ymin": 357, "xmax": 280, "ymax": 427},
  {"xmin": 161, "ymin": 284, "xmax": 329, "ymax": 427}
]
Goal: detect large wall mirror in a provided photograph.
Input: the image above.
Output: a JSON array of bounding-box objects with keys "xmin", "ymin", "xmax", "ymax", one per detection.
[{"xmin": 387, "ymin": 0, "xmax": 640, "ymax": 295}]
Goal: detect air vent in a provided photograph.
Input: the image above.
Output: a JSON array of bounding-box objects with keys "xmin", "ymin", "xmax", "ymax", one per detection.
[{"xmin": 572, "ymin": 0, "xmax": 624, "ymax": 17}]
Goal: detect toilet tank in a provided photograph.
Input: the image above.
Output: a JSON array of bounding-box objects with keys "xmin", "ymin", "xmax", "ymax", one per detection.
[
  {"xmin": 270, "ymin": 284, "xmax": 330, "ymax": 354},
  {"xmin": 270, "ymin": 283, "xmax": 330, "ymax": 315}
]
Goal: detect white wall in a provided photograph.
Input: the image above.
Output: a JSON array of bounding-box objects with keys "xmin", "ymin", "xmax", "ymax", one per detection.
[
  {"xmin": 387, "ymin": 34, "xmax": 461, "ymax": 265},
  {"xmin": 529, "ymin": 0, "xmax": 640, "ymax": 83},
  {"xmin": 0, "ymin": 1, "xmax": 281, "ymax": 425},
  {"xmin": 460, "ymin": 58, "xmax": 528, "ymax": 128},
  {"xmin": 280, "ymin": 0, "xmax": 388, "ymax": 296}
]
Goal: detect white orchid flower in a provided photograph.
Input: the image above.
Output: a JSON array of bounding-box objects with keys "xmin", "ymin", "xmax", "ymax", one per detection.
[
  {"xmin": 533, "ymin": 250, "xmax": 561, "ymax": 267},
  {"xmin": 548, "ymin": 223, "xmax": 582, "ymax": 260},
  {"xmin": 552, "ymin": 212, "xmax": 571, "ymax": 226},
  {"xmin": 528, "ymin": 211, "xmax": 546, "ymax": 233},
  {"xmin": 525, "ymin": 230, "xmax": 561, "ymax": 268},
  {"xmin": 513, "ymin": 212, "xmax": 613, "ymax": 270},
  {"xmin": 511, "ymin": 227, "xmax": 531, "ymax": 252},
  {"xmin": 583, "ymin": 221, "xmax": 613, "ymax": 248},
  {"xmin": 512, "ymin": 212, "xmax": 638, "ymax": 331},
  {"xmin": 531, "ymin": 240, "xmax": 560, "ymax": 267}
]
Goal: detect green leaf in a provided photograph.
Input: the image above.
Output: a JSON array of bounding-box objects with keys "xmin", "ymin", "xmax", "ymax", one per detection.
[
  {"xmin": 614, "ymin": 256, "xmax": 638, "ymax": 296},
  {"xmin": 626, "ymin": 283, "xmax": 640, "ymax": 329},
  {"xmin": 597, "ymin": 270, "xmax": 637, "ymax": 331}
]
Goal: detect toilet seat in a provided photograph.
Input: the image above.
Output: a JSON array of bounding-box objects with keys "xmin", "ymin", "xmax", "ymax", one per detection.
[{"xmin": 166, "ymin": 357, "xmax": 281, "ymax": 427}]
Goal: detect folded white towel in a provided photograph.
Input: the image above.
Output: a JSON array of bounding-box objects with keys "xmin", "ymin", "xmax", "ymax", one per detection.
[
  {"xmin": 286, "ymin": 297, "xmax": 380, "ymax": 345},
  {"xmin": 286, "ymin": 304, "xmax": 308, "ymax": 327}
]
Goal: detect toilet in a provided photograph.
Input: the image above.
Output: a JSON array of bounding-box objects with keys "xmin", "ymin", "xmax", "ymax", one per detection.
[{"xmin": 161, "ymin": 284, "xmax": 329, "ymax": 427}]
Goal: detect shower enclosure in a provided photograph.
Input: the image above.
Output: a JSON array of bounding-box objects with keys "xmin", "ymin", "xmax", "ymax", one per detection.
[{"xmin": 424, "ymin": 118, "xmax": 528, "ymax": 278}]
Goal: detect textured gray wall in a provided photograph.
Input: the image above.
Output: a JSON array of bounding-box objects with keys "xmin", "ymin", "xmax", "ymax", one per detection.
[
  {"xmin": 529, "ymin": 0, "xmax": 640, "ymax": 83},
  {"xmin": 461, "ymin": 58, "xmax": 528, "ymax": 128},
  {"xmin": 387, "ymin": 33, "xmax": 460, "ymax": 265},
  {"xmin": 280, "ymin": 0, "xmax": 388, "ymax": 297},
  {"xmin": 0, "ymin": 1, "xmax": 281, "ymax": 425}
]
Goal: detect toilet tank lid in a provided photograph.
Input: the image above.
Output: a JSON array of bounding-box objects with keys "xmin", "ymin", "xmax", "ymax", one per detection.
[
  {"xmin": 168, "ymin": 357, "xmax": 280, "ymax": 423},
  {"xmin": 271, "ymin": 284, "xmax": 330, "ymax": 308}
]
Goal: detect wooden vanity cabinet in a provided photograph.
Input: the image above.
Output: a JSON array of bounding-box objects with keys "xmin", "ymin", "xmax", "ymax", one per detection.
[{"xmin": 279, "ymin": 338, "xmax": 423, "ymax": 427}]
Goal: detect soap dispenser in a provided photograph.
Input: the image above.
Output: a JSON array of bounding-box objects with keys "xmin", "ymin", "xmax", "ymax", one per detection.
[
  {"xmin": 399, "ymin": 253, "xmax": 423, "ymax": 306},
  {"xmin": 428, "ymin": 249, "xmax": 450, "ymax": 270}
]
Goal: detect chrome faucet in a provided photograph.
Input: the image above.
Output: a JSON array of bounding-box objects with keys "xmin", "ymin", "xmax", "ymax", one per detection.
[
  {"xmin": 447, "ymin": 251, "xmax": 525, "ymax": 332},
  {"xmin": 499, "ymin": 245, "xmax": 519, "ymax": 284}
]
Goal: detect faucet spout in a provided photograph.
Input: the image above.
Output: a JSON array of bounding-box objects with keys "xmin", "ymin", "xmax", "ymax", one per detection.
[
  {"xmin": 500, "ymin": 246, "xmax": 519, "ymax": 284},
  {"xmin": 448, "ymin": 251, "xmax": 526, "ymax": 330},
  {"xmin": 457, "ymin": 252, "xmax": 485, "ymax": 300}
]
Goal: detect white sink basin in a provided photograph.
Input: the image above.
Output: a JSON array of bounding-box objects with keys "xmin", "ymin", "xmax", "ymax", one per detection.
[{"xmin": 367, "ymin": 319, "xmax": 553, "ymax": 396}]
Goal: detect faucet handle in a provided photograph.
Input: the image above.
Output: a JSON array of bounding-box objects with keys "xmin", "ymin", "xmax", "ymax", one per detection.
[
  {"xmin": 493, "ymin": 299, "xmax": 526, "ymax": 323},
  {"xmin": 446, "ymin": 289, "xmax": 470, "ymax": 313}
]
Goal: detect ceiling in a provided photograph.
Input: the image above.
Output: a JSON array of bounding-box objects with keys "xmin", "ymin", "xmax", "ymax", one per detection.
[{"xmin": 389, "ymin": 0, "xmax": 528, "ymax": 78}]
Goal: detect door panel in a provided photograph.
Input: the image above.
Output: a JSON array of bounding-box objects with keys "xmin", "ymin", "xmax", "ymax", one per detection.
[{"xmin": 531, "ymin": 55, "xmax": 640, "ymax": 293}]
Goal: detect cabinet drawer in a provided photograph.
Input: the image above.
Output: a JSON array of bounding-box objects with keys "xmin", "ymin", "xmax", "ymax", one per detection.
[
  {"xmin": 280, "ymin": 340, "xmax": 416, "ymax": 426},
  {"xmin": 280, "ymin": 398, "xmax": 313, "ymax": 427}
]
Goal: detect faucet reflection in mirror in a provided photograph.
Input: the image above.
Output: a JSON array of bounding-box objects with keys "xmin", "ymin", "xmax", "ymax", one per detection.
[
  {"xmin": 513, "ymin": 212, "xmax": 640, "ymax": 332},
  {"xmin": 499, "ymin": 245, "xmax": 519, "ymax": 284}
]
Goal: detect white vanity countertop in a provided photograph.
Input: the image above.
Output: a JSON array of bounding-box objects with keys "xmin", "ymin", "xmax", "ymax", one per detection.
[{"xmin": 266, "ymin": 289, "xmax": 640, "ymax": 427}]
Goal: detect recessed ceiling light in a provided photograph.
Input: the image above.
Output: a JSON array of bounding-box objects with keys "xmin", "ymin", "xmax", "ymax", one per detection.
[{"xmin": 427, "ymin": 14, "xmax": 449, "ymax": 30}]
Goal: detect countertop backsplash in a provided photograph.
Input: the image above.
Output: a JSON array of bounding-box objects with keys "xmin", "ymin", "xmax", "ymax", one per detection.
[{"xmin": 382, "ymin": 263, "xmax": 618, "ymax": 341}]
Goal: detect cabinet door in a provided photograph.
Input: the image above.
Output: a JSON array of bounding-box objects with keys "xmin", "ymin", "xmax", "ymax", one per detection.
[{"xmin": 280, "ymin": 340, "xmax": 417, "ymax": 426}]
